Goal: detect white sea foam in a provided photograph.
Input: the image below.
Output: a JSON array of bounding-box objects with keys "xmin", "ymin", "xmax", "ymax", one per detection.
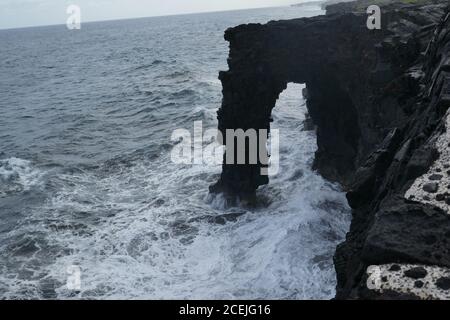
[
  {"xmin": 0, "ymin": 84, "xmax": 350, "ymax": 300},
  {"xmin": 0, "ymin": 157, "xmax": 43, "ymax": 195}
]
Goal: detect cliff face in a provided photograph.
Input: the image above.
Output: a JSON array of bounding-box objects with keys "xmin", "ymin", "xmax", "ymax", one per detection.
[{"xmin": 211, "ymin": 0, "xmax": 450, "ymax": 299}]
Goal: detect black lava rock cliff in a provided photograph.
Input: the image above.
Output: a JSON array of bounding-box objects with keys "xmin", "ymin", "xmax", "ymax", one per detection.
[{"xmin": 211, "ymin": 0, "xmax": 450, "ymax": 299}]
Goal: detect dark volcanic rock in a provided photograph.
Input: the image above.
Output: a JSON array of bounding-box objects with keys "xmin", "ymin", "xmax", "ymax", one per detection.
[
  {"xmin": 430, "ymin": 174, "xmax": 444, "ymax": 181},
  {"xmin": 389, "ymin": 264, "xmax": 401, "ymax": 272},
  {"xmin": 211, "ymin": 0, "xmax": 450, "ymax": 299},
  {"xmin": 423, "ymin": 182, "xmax": 439, "ymax": 193},
  {"xmin": 436, "ymin": 277, "xmax": 450, "ymax": 290},
  {"xmin": 404, "ymin": 267, "xmax": 428, "ymax": 279},
  {"xmin": 361, "ymin": 199, "xmax": 450, "ymax": 268}
]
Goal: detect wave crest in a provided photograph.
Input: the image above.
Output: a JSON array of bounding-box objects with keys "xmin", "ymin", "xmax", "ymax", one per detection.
[{"xmin": 0, "ymin": 158, "xmax": 43, "ymax": 196}]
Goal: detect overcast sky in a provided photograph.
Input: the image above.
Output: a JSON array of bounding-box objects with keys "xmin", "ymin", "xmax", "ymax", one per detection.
[{"xmin": 0, "ymin": 0, "xmax": 307, "ymax": 30}]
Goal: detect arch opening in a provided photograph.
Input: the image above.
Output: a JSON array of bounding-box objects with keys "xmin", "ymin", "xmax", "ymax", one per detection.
[{"xmin": 211, "ymin": 75, "xmax": 361, "ymax": 204}]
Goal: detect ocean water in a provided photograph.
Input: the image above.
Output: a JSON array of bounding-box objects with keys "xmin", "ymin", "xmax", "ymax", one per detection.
[{"xmin": 0, "ymin": 5, "xmax": 351, "ymax": 299}]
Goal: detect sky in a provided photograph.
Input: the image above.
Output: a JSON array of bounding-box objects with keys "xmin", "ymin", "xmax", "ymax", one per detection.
[{"xmin": 0, "ymin": 0, "xmax": 307, "ymax": 30}]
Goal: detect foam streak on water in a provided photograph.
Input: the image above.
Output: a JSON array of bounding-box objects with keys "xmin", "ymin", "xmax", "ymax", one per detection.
[{"xmin": 0, "ymin": 6, "xmax": 350, "ymax": 299}]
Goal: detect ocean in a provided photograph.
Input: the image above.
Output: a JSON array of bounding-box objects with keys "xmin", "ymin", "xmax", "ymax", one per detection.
[{"xmin": 0, "ymin": 5, "xmax": 351, "ymax": 299}]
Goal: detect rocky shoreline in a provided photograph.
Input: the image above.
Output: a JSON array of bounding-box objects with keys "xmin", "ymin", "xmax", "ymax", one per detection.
[{"xmin": 211, "ymin": 0, "xmax": 450, "ymax": 299}]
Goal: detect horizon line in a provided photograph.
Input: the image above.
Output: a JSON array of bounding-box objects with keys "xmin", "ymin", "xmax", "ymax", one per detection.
[{"xmin": 0, "ymin": 2, "xmax": 322, "ymax": 32}]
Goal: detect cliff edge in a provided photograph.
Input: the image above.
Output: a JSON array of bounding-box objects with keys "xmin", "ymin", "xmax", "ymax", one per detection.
[{"xmin": 211, "ymin": 0, "xmax": 450, "ymax": 299}]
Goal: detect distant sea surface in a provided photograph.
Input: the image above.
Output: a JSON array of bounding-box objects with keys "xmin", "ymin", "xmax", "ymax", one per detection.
[{"xmin": 0, "ymin": 5, "xmax": 351, "ymax": 299}]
